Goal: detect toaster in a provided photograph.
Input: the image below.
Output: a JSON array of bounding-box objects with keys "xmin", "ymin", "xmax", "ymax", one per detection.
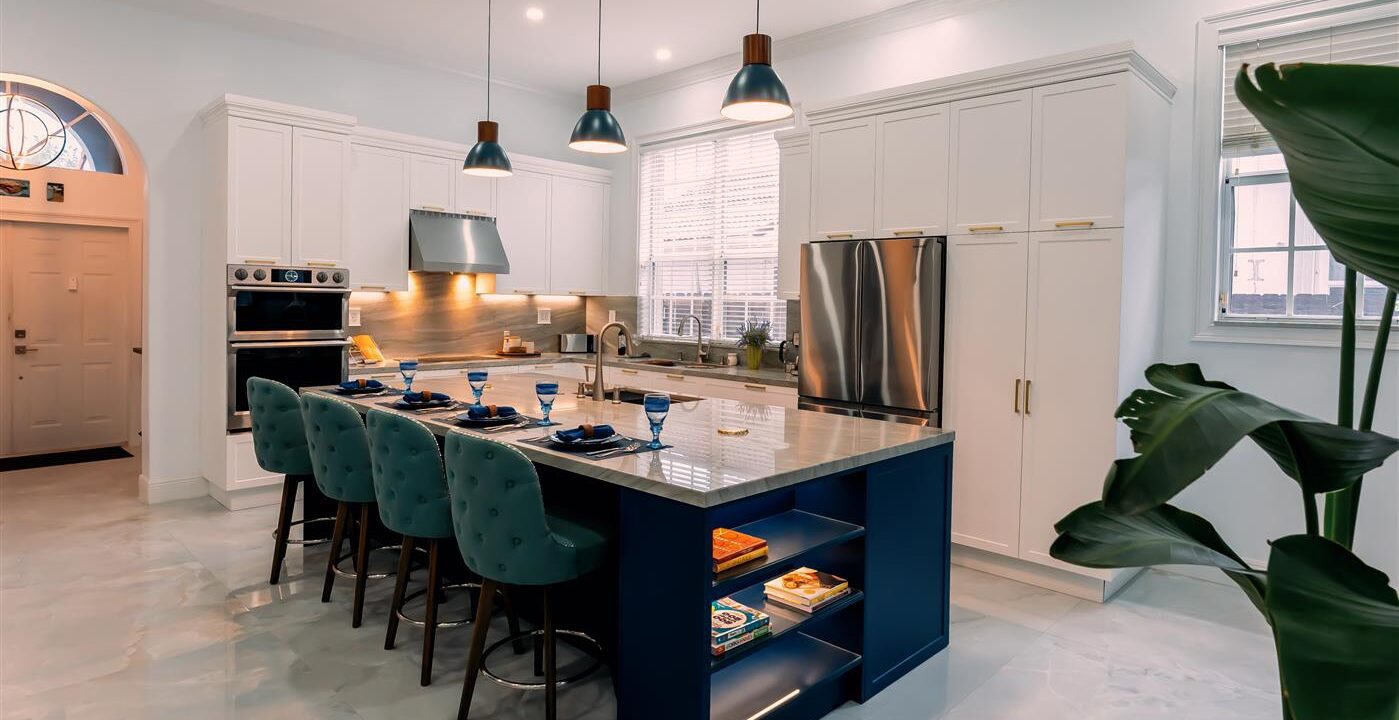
[{"xmin": 558, "ymin": 333, "xmax": 595, "ymax": 353}]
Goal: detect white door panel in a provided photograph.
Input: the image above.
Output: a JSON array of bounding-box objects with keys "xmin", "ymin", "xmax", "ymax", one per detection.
[
  {"xmin": 811, "ymin": 118, "xmax": 876, "ymax": 240},
  {"xmin": 1029, "ymin": 75, "xmax": 1127, "ymax": 231},
  {"xmin": 875, "ymin": 104, "xmax": 950, "ymax": 237},
  {"xmin": 948, "ymin": 90, "xmax": 1032, "ymax": 234}
]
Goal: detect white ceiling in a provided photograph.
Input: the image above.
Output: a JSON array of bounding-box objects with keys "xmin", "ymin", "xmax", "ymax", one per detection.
[{"xmin": 112, "ymin": 0, "xmax": 919, "ymax": 95}]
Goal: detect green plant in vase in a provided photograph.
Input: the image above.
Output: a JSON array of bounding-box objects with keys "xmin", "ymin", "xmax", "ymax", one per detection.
[
  {"xmin": 1049, "ymin": 63, "xmax": 1399, "ymax": 720},
  {"xmin": 736, "ymin": 320, "xmax": 772, "ymax": 370}
]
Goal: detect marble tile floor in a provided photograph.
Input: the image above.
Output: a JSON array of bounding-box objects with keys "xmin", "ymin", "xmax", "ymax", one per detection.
[{"xmin": 1, "ymin": 455, "xmax": 1282, "ymax": 719}]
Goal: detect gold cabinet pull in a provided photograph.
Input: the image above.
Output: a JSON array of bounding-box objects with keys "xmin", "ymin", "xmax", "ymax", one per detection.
[
  {"xmin": 243, "ymin": 257, "xmax": 280, "ymax": 265},
  {"xmin": 1054, "ymin": 220, "xmax": 1095, "ymax": 228},
  {"xmin": 1024, "ymin": 379, "xmax": 1032, "ymax": 416},
  {"xmin": 419, "ymin": 205, "xmax": 447, "ymax": 212},
  {"xmin": 620, "ymin": 368, "xmax": 639, "ymax": 375},
  {"xmin": 891, "ymin": 229, "xmax": 923, "ymax": 237},
  {"xmin": 824, "ymin": 232, "xmax": 855, "ymax": 240},
  {"xmin": 1014, "ymin": 378, "xmax": 1021, "ymax": 414},
  {"xmin": 743, "ymin": 383, "xmax": 768, "ymax": 391},
  {"xmin": 304, "ymin": 260, "xmax": 339, "ymax": 268},
  {"xmin": 665, "ymin": 373, "xmax": 685, "ymax": 381},
  {"xmin": 968, "ymin": 225, "xmax": 1004, "ymax": 233},
  {"xmin": 357, "ymin": 283, "xmax": 388, "ymax": 291}
]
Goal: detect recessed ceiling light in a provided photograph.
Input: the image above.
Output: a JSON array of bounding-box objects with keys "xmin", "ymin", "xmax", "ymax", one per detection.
[
  {"xmin": 654, "ymin": 47, "xmax": 672, "ymax": 61},
  {"xmin": 525, "ymin": 6, "xmax": 544, "ymax": 21}
]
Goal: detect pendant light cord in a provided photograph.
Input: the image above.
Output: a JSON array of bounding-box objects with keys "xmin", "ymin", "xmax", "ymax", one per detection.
[
  {"xmin": 486, "ymin": 0, "xmax": 493, "ymax": 120},
  {"xmin": 597, "ymin": 0, "xmax": 603, "ymax": 85},
  {"xmin": 755, "ymin": 0, "xmax": 761, "ymax": 33}
]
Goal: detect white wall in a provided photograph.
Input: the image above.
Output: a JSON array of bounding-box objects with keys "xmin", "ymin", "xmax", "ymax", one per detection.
[
  {"xmin": 607, "ymin": 0, "xmax": 1399, "ymax": 576},
  {"xmin": 1, "ymin": 0, "xmax": 596, "ymax": 496}
]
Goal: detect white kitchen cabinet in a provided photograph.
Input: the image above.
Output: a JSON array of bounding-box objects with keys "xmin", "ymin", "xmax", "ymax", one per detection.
[
  {"xmin": 291, "ymin": 128, "xmax": 349, "ymax": 268},
  {"xmin": 455, "ymin": 173, "xmax": 496, "ymax": 217},
  {"xmin": 226, "ymin": 118, "xmax": 293, "ymax": 264},
  {"xmin": 346, "ymin": 144, "xmax": 411, "ymax": 291},
  {"xmin": 548, "ymin": 177, "xmax": 608, "ymax": 296},
  {"xmin": 695, "ymin": 377, "xmax": 798, "ymax": 408},
  {"xmin": 874, "ymin": 104, "xmax": 950, "ymax": 238},
  {"xmin": 1029, "ymin": 75, "xmax": 1127, "ymax": 231},
  {"xmin": 494, "ymin": 169, "xmax": 552, "ymax": 294},
  {"xmin": 810, "ymin": 117, "xmax": 876, "ymax": 240},
  {"xmin": 1017, "ymin": 229, "xmax": 1122, "ymax": 573},
  {"xmin": 409, "ymin": 154, "xmax": 456, "ymax": 212},
  {"xmin": 944, "ymin": 232, "xmax": 1029, "ymax": 556},
  {"xmin": 776, "ymin": 131, "xmax": 810, "ymax": 300},
  {"xmin": 948, "ymin": 89, "xmax": 1032, "ymax": 235}
]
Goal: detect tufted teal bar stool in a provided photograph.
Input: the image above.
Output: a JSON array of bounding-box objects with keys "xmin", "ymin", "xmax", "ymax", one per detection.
[
  {"xmin": 247, "ymin": 377, "xmax": 333, "ymax": 585},
  {"xmin": 301, "ymin": 393, "xmax": 397, "ymax": 628},
  {"xmin": 366, "ymin": 409, "xmax": 520, "ymax": 687},
  {"xmin": 444, "ymin": 432, "xmax": 610, "ymax": 720}
]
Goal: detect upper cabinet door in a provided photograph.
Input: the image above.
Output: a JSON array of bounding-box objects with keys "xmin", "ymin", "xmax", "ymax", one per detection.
[
  {"xmin": 455, "ymin": 173, "xmax": 496, "ymax": 217},
  {"xmin": 810, "ymin": 118, "xmax": 876, "ymax": 240},
  {"xmin": 776, "ymin": 140, "xmax": 811, "ymax": 299},
  {"xmin": 494, "ymin": 169, "xmax": 551, "ymax": 294},
  {"xmin": 346, "ymin": 144, "xmax": 410, "ymax": 291},
  {"xmin": 227, "ymin": 118, "xmax": 293, "ymax": 264},
  {"xmin": 948, "ymin": 90, "xmax": 1032, "ymax": 235},
  {"xmin": 875, "ymin": 104, "xmax": 950, "ymax": 238},
  {"xmin": 548, "ymin": 177, "xmax": 608, "ymax": 296},
  {"xmin": 290, "ymin": 128, "xmax": 349, "ymax": 268},
  {"xmin": 408, "ymin": 154, "xmax": 455, "ymax": 212},
  {"xmin": 1029, "ymin": 75, "xmax": 1127, "ymax": 231}
]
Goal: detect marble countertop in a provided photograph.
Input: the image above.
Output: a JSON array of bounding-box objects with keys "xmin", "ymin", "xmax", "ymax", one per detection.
[
  {"xmin": 349, "ymin": 353, "xmax": 799, "ymax": 388},
  {"xmin": 309, "ymin": 372, "xmax": 951, "ymax": 508}
]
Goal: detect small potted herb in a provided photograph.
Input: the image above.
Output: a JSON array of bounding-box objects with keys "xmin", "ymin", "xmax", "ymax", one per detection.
[{"xmin": 735, "ymin": 320, "xmax": 772, "ymax": 370}]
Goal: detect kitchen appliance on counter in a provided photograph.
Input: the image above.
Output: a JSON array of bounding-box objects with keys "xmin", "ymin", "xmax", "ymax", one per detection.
[
  {"xmin": 227, "ymin": 264, "xmax": 351, "ymax": 430},
  {"xmin": 559, "ymin": 333, "xmax": 595, "ymax": 354},
  {"xmin": 799, "ymin": 236, "xmax": 945, "ymax": 426}
]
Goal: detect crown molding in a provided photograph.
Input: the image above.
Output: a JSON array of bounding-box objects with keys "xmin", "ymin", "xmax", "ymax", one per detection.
[
  {"xmin": 614, "ymin": 0, "xmax": 1000, "ymax": 104},
  {"xmin": 200, "ymin": 94, "xmax": 357, "ymax": 133},
  {"xmin": 352, "ymin": 125, "xmax": 610, "ymax": 181},
  {"xmin": 802, "ymin": 43, "xmax": 1176, "ymax": 125},
  {"xmin": 775, "ymin": 128, "xmax": 811, "ymax": 151}
]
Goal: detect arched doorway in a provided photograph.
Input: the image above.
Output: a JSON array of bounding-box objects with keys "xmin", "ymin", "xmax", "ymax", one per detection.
[{"xmin": 0, "ymin": 74, "xmax": 147, "ymax": 477}]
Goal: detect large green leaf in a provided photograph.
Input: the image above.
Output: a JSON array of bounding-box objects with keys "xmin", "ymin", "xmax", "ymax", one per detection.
[
  {"xmin": 1235, "ymin": 63, "xmax": 1399, "ymax": 291},
  {"xmin": 1103, "ymin": 364, "xmax": 1399, "ymax": 514},
  {"xmin": 1051, "ymin": 501, "xmax": 1267, "ymax": 614},
  {"xmin": 1267, "ymin": 535, "xmax": 1399, "ymax": 720}
]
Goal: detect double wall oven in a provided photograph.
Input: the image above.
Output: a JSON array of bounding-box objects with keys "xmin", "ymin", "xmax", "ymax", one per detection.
[{"xmin": 226, "ymin": 264, "xmax": 350, "ymax": 430}]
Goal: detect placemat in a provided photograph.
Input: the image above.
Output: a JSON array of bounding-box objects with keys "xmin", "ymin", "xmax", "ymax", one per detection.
[
  {"xmin": 375, "ymin": 400, "xmax": 465, "ymax": 414},
  {"xmin": 435, "ymin": 414, "xmax": 548, "ymax": 433}
]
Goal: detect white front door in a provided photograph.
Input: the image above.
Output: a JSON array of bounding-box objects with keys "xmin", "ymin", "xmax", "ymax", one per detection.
[{"xmin": 5, "ymin": 221, "xmax": 131, "ymax": 456}]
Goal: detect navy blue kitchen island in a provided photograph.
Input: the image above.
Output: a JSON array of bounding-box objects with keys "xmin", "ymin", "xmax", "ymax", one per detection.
[{"xmin": 314, "ymin": 370, "xmax": 954, "ymax": 720}]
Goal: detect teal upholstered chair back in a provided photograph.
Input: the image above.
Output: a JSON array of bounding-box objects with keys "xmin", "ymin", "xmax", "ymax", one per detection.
[
  {"xmin": 365, "ymin": 409, "xmax": 453, "ymax": 539},
  {"xmin": 443, "ymin": 432, "xmax": 582, "ymax": 586},
  {"xmin": 300, "ymin": 394, "xmax": 377, "ymax": 504},
  {"xmin": 247, "ymin": 377, "xmax": 312, "ymax": 476}
]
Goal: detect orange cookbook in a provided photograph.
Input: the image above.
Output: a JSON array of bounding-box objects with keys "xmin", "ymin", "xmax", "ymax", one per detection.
[{"xmin": 712, "ymin": 528, "xmax": 768, "ymax": 572}]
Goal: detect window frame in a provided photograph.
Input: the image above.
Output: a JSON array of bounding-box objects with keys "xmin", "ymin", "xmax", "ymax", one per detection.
[
  {"xmin": 633, "ymin": 120, "xmax": 790, "ymax": 346},
  {"xmin": 1192, "ymin": 0, "xmax": 1396, "ymax": 347}
]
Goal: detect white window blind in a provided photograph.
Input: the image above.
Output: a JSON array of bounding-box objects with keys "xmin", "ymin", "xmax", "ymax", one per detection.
[
  {"xmin": 637, "ymin": 129, "xmax": 785, "ymax": 343},
  {"xmin": 1222, "ymin": 14, "xmax": 1399, "ymax": 155}
]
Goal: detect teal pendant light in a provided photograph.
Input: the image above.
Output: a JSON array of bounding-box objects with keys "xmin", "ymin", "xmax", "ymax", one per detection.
[
  {"xmin": 569, "ymin": 0, "xmax": 627, "ymax": 153},
  {"xmin": 464, "ymin": 0, "xmax": 512, "ymax": 177},
  {"xmin": 721, "ymin": 0, "xmax": 793, "ymax": 122}
]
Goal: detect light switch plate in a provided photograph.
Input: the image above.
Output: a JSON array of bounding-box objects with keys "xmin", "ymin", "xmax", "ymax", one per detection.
[
  {"xmin": 608, "ymin": 310, "xmax": 617, "ymax": 323},
  {"xmin": 348, "ymin": 307, "xmax": 362, "ymax": 327},
  {"xmin": 537, "ymin": 308, "xmax": 552, "ymax": 324}
]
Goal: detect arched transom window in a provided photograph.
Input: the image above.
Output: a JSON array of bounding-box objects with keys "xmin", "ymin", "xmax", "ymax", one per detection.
[{"xmin": 1, "ymin": 79, "xmax": 124, "ymax": 174}]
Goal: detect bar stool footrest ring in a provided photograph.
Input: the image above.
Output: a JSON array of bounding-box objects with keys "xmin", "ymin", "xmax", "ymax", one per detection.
[
  {"xmin": 479, "ymin": 630, "xmax": 603, "ymax": 691},
  {"xmin": 273, "ymin": 516, "xmax": 336, "ymax": 546},
  {"xmin": 331, "ymin": 544, "xmax": 423, "ymax": 580},
  {"xmin": 394, "ymin": 581, "xmax": 477, "ymax": 628}
]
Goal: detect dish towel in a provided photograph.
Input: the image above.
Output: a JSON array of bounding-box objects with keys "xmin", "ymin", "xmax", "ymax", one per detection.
[
  {"xmin": 556, "ymin": 424, "xmax": 615, "ymax": 442},
  {"xmin": 467, "ymin": 404, "xmax": 517, "ymax": 419}
]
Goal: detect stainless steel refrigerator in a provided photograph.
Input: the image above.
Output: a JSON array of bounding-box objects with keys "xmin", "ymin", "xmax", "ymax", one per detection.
[{"xmin": 798, "ymin": 236, "xmax": 945, "ymax": 425}]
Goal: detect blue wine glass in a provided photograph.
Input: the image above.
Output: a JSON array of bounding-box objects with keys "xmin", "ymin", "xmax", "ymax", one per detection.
[
  {"xmin": 535, "ymin": 382, "xmax": 559, "ymax": 426},
  {"xmin": 467, "ymin": 371, "xmax": 489, "ymax": 407},
  {"xmin": 399, "ymin": 359, "xmax": 419, "ymax": 394},
  {"xmin": 643, "ymin": 393, "xmax": 671, "ymax": 450}
]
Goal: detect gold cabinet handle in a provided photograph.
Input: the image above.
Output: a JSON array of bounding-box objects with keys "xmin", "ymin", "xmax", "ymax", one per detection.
[
  {"xmin": 419, "ymin": 205, "xmax": 447, "ymax": 212},
  {"xmin": 304, "ymin": 260, "xmax": 339, "ymax": 268},
  {"xmin": 243, "ymin": 257, "xmax": 280, "ymax": 265},
  {"xmin": 824, "ymin": 232, "xmax": 855, "ymax": 240},
  {"xmin": 569, "ymin": 290, "xmax": 589, "ymax": 295},
  {"xmin": 1024, "ymin": 379, "xmax": 1032, "ymax": 416},
  {"xmin": 743, "ymin": 383, "xmax": 768, "ymax": 392},
  {"xmin": 1054, "ymin": 220, "xmax": 1095, "ymax": 228},
  {"xmin": 665, "ymin": 373, "xmax": 685, "ymax": 381},
  {"xmin": 968, "ymin": 225, "xmax": 1004, "ymax": 233},
  {"xmin": 1014, "ymin": 378, "xmax": 1021, "ymax": 414},
  {"xmin": 620, "ymin": 368, "xmax": 639, "ymax": 375},
  {"xmin": 891, "ymin": 229, "xmax": 924, "ymax": 237},
  {"xmin": 357, "ymin": 283, "xmax": 388, "ymax": 291}
]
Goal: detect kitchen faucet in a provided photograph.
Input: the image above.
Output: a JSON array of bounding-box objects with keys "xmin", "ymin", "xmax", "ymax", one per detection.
[
  {"xmin": 593, "ymin": 321, "xmax": 635, "ymax": 401},
  {"xmin": 680, "ymin": 315, "xmax": 708, "ymax": 364}
]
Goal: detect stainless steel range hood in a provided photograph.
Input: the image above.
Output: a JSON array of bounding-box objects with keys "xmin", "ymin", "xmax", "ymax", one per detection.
[{"xmin": 408, "ymin": 209, "xmax": 511, "ymax": 274}]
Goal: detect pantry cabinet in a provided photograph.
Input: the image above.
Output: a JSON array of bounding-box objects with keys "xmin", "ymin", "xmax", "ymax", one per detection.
[{"xmin": 948, "ymin": 89, "xmax": 1032, "ymax": 235}]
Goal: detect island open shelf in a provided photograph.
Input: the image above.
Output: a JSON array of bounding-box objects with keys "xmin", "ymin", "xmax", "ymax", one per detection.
[
  {"xmin": 712, "ymin": 509, "xmax": 865, "ymax": 598},
  {"xmin": 711, "ymin": 583, "xmax": 864, "ymax": 672},
  {"xmin": 710, "ymin": 632, "xmax": 862, "ymax": 720}
]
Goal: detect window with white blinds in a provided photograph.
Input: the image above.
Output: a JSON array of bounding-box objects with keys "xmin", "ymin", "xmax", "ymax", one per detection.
[
  {"xmin": 637, "ymin": 129, "xmax": 785, "ymax": 343},
  {"xmin": 1221, "ymin": 14, "xmax": 1399, "ymax": 155}
]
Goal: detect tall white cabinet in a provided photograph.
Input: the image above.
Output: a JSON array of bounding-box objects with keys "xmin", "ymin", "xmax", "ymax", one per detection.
[{"xmin": 798, "ymin": 46, "xmax": 1174, "ymax": 601}]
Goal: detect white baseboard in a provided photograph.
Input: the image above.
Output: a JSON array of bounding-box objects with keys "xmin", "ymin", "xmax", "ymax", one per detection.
[
  {"xmin": 207, "ymin": 481, "xmax": 284, "ymax": 511},
  {"xmin": 1156, "ymin": 559, "xmax": 1266, "ymax": 588},
  {"xmin": 139, "ymin": 474, "xmax": 208, "ymax": 504},
  {"xmin": 952, "ymin": 543, "xmax": 1143, "ymax": 603}
]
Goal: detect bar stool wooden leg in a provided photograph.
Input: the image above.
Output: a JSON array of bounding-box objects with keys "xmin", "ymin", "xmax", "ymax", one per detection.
[
  {"xmin": 497, "ymin": 587, "xmax": 528, "ymax": 656},
  {"xmin": 457, "ymin": 579, "xmax": 499, "ymax": 720},
  {"xmin": 269, "ymin": 475, "xmax": 299, "ymax": 585},
  {"xmin": 421, "ymin": 538, "xmax": 442, "ymax": 686},
  {"xmin": 352, "ymin": 503, "xmax": 372, "ymax": 628},
  {"xmin": 321, "ymin": 502, "xmax": 350, "ymax": 602},
  {"xmin": 385, "ymin": 535, "xmax": 415, "ymax": 650},
  {"xmin": 542, "ymin": 588, "xmax": 557, "ymax": 720}
]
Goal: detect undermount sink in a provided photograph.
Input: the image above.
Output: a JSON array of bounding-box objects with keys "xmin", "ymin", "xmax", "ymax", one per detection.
[
  {"xmin": 614, "ymin": 388, "xmax": 705, "ymax": 405},
  {"xmin": 629, "ymin": 359, "xmax": 681, "ymax": 367}
]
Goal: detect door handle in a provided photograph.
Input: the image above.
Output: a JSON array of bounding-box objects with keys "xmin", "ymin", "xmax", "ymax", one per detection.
[
  {"xmin": 1013, "ymin": 378, "xmax": 1021, "ymax": 414},
  {"xmin": 1024, "ymin": 379, "xmax": 1032, "ymax": 416},
  {"xmin": 14, "ymin": 345, "xmax": 36, "ymax": 354}
]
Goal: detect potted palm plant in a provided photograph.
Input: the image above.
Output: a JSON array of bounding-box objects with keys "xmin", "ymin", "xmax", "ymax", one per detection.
[
  {"xmin": 736, "ymin": 320, "xmax": 772, "ymax": 370},
  {"xmin": 1049, "ymin": 63, "xmax": 1399, "ymax": 720}
]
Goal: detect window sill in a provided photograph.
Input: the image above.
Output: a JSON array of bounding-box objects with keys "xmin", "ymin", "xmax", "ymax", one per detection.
[{"xmin": 1194, "ymin": 318, "xmax": 1393, "ymax": 350}]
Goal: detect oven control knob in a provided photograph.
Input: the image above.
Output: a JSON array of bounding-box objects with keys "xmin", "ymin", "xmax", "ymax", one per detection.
[
  {"xmin": 316, "ymin": 271, "xmax": 328, "ymax": 283},
  {"xmin": 233, "ymin": 268, "xmax": 248, "ymax": 281},
  {"xmin": 332, "ymin": 271, "xmax": 345, "ymax": 284},
  {"xmin": 253, "ymin": 268, "xmax": 267, "ymax": 281}
]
